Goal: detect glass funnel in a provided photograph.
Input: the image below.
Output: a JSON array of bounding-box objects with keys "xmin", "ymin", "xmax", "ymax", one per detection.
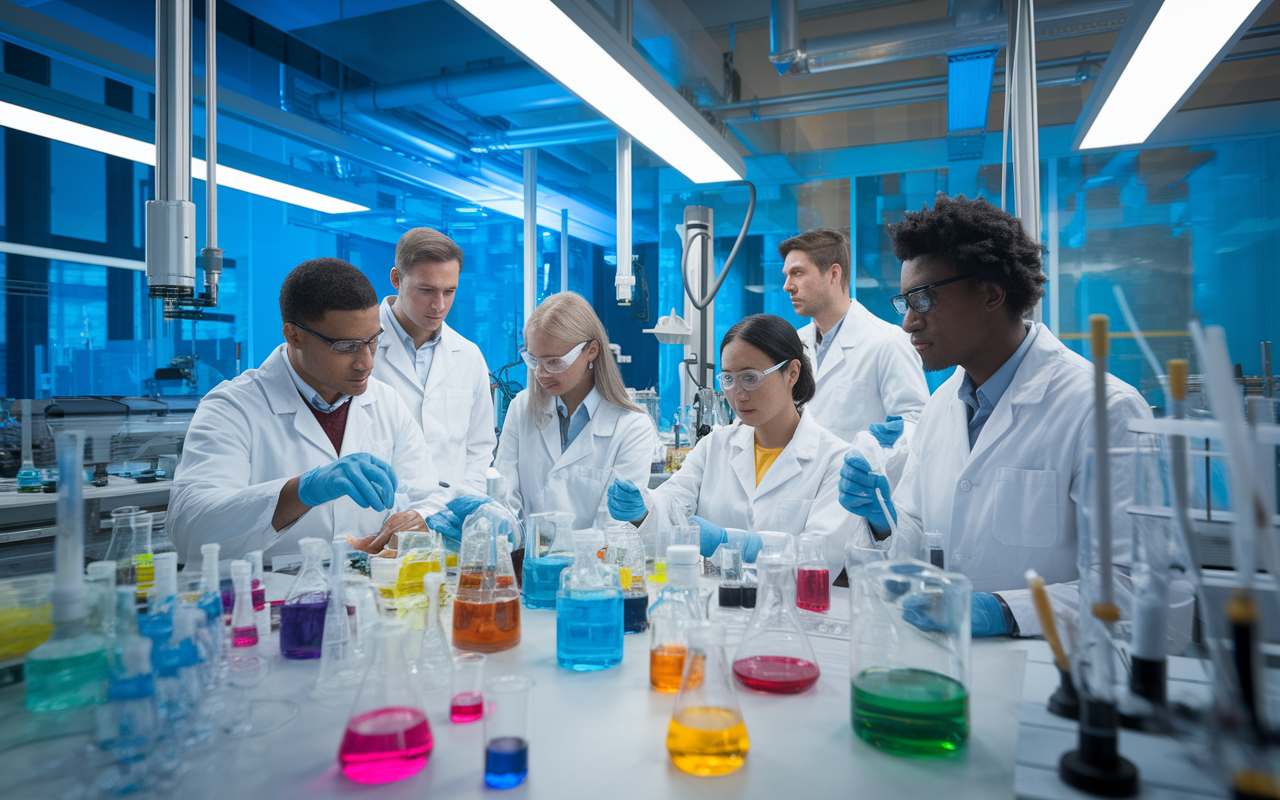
[
  {"xmin": 338, "ymin": 619, "xmax": 433, "ymax": 784},
  {"xmin": 452, "ymin": 504, "xmax": 521, "ymax": 653},
  {"xmin": 280, "ymin": 538, "xmax": 330, "ymax": 660},
  {"xmin": 523, "ymin": 512, "xmax": 575, "ymax": 609},
  {"xmin": 848, "ymin": 560, "xmax": 971, "ymax": 757},
  {"xmin": 105, "ymin": 506, "xmax": 154, "ymax": 606},
  {"xmin": 667, "ymin": 623, "xmax": 749, "ymax": 776},
  {"xmin": 556, "ymin": 528, "xmax": 623, "ymax": 671},
  {"xmin": 732, "ymin": 551, "xmax": 820, "ymax": 694}
]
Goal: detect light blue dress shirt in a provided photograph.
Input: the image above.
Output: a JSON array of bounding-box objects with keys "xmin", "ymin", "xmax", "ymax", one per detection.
[
  {"xmin": 385, "ymin": 303, "xmax": 442, "ymax": 387},
  {"xmin": 556, "ymin": 386, "xmax": 601, "ymax": 453},
  {"xmin": 283, "ymin": 349, "xmax": 351, "ymax": 414},
  {"xmin": 957, "ymin": 324, "xmax": 1037, "ymax": 448},
  {"xmin": 814, "ymin": 314, "xmax": 846, "ymax": 371}
]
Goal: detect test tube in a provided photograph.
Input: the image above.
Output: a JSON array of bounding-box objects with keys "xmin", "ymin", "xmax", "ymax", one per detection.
[
  {"xmin": 923, "ymin": 532, "xmax": 945, "ymax": 569},
  {"xmin": 719, "ymin": 549, "xmax": 743, "ymax": 608},
  {"xmin": 451, "ymin": 652, "xmax": 486, "ymax": 723},
  {"xmin": 484, "ymin": 675, "xmax": 534, "ymax": 789}
]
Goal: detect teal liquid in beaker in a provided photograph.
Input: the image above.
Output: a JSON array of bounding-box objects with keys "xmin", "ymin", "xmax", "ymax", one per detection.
[
  {"xmin": 523, "ymin": 556, "xmax": 572, "ymax": 610},
  {"xmin": 851, "ymin": 667, "xmax": 967, "ymax": 757},
  {"xmin": 25, "ymin": 634, "xmax": 109, "ymax": 712}
]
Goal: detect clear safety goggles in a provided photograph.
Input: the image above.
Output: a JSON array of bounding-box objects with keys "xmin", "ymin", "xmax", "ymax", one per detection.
[
  {"xmin": 716, "ymin": 360, "xmax": 789, "ymax": 392},
  {"xmin": 520, "ymin": 341, "xmax": 588, "ymax": 374}
]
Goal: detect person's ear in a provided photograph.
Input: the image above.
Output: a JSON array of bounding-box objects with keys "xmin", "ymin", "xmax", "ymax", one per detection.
[
  {"xmin": 390, "ymin": 267, "xmax": 402, "ymax": 292},
  {"xmin": 586, "ymin": 340, "xmax": 601, "ymax": 362},
  {"xmin": 282, "ymin": 322, "xmax": 302, "ymax": 349},
  {"xmin": 787, "ymin": 358, "xmax": 801, "ymax": 387},
  {"xmin": 828, "ymin": 263, "xmax": 842, "ymax": 287},
  {"xmin": 982, "ymin": 281, "xmax": 1007, "ymax": 314}
]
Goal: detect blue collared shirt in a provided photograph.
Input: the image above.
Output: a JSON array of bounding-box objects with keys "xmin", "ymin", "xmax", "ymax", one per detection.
[
  {"xmin": 385, "ymin": 301, "xmax": 442, "ymax": 387},
  {"xmin": 957, "ymin": 324, "xmax": 1037, "ymax": 448},
  {"xmin": 283, "ymin": 349, "xmax": 351, "ymax": 414},
  {"xmin": 815, "ymin": 313, "xmax": 846, "ymax": 371},
  {"xmin": 556, "ymin": 387, "xmax": 601, "ymax": 453}
]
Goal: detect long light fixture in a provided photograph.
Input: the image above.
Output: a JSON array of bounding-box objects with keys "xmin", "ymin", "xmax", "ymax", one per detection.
[
  {"xmin": 452, "ymin": 0, "xmax": 742, "ymax": 185},
  {"xmin": 0, "ymin": 100, "xmax": 368, "ymax": 214},
  {"xmin": 1079, "ymin": 0, "xmax": 1268, "ymax": 149}
]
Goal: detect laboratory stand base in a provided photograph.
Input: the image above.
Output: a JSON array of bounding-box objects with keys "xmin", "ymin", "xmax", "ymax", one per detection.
[{"xmin": 1058, "ymin": 749, "xmax": 1139, "ymax": 798}]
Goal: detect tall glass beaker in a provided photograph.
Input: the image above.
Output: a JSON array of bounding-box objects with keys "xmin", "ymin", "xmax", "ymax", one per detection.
[
  {"xmin": 523, "ymin": 512, "xmax": 575, "ymax": 609},
  {"xmin": 556, "ymin": 528, "xmax": 623, "ymax": 671},
  {"xmin": 105, "ymin": 507, "xmax": 154, "ymax": 606},
  {"xmin": 452, "ymin": 504, "xmax": 522, "ymax": 653},
  {"xmin": 667, "ymin": 623, "xmax": 749, "ymax": 776},
  {"xmin": 732, "ymin": 552, "xmax": 820, "ymax": 693},
  {"xmin": 849, "ymin": 560, "xmax": 971, "ymax": 757}
]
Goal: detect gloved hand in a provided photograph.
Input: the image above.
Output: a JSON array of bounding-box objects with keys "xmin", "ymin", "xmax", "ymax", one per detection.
[
  {"xmin": 607, "ymin": 478, "xmax": 647, "ymax": 522},
  {"xmin": 870, "ymin": 415, "xmax": 905, "ymax": 448},
  {"xmin": 693, "ymin": 516, "xmax": 762, "ymax": 563},
  {"xmin": 838, "ymin": 450, "xmax": 896, "ymax": 532},
  {"xmin": 902, "ymin": 592, "xmax": 1014, "ymax": 637},
  {"xmin": 298, "ymin": 453, "xmax": 397, "ymax": 511},
  {"xmin": 425, "ymin": 495, "xmax": 490, "ymax": 542}
]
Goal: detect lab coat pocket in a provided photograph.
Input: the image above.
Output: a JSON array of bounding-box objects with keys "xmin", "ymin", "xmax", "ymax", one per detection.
[
  {"xmin": 567, "ymin": 465, "xmax": 609, "ymax": 509},
  {"xmin": 992, "ymin": 468, "xmax": 1059, "ymax": 548},
  {"xmin": 444, "ymin": 390, "xmax": 472, "ymax": 446}
]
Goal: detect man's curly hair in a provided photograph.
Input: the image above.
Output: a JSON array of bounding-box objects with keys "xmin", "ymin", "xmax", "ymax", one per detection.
[{"xmin": 887, "ymin": 193, "xmax": 1047, "ymax": 318}]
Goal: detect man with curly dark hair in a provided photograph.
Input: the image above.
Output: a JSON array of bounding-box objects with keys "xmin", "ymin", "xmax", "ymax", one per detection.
[{"xmin": 837, "ymin": 195, "xmax": 1179, "ymax": 646}]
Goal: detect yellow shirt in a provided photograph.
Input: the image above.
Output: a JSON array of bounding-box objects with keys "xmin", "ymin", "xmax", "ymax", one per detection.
[{"xmin": 754, "ymin": 441, "xmax": 784, "ymax": 486}]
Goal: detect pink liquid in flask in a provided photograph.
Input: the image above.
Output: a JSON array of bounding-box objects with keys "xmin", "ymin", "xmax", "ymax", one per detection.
[
  {"xmin": 796, "ymin": 568, "xmax": 830, "ymax": 612},
  {"xmin": 450, "ymin": 691, "xmax": 484, "ymax": 723},
  {"xmin": 338, "ymin": 706, "xmax": 433, "ymax": 784},
  {"xmin": 232, "ymin": 626, "xmax": 259, "ymax": 647},
  {"xmin": 733, "ymin": 655, "xmax": 820, "ymax": 694}
]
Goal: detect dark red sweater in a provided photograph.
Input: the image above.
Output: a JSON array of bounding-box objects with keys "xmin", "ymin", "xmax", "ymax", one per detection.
[{"xmin": 306, "ymin": 400, "xmax": 351, "ymax": 454}]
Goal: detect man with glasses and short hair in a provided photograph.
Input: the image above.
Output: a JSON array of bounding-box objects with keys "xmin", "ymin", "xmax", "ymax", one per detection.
[
  {"xmin": 838, "ymin": 194, "xmax": 1162, "ymax": 642},
  {"xmin": 781, "ymin": 228, "xmax": 928, "ymax": 454},
  {"xmin": 168, "ymin": 257, "xmax": 450, "ymax": 563}
]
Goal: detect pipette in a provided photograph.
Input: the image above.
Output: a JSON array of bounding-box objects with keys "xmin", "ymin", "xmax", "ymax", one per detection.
[{"xmin": 1027, "ymin": 569, "xmax": 1078, "ymax": 720}]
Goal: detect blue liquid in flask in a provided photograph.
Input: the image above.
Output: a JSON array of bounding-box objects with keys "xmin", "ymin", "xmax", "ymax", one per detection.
[
  {"xmin": 522, "ymin": 556, "xmax": 572, "ymax": 610},
  {"xmin": 556, "ymin": 593, "xmax": 623, "ymax": 671},
  {"xmin": 484, "ymin": 736, "xmax": 528, "ymax": 789}
]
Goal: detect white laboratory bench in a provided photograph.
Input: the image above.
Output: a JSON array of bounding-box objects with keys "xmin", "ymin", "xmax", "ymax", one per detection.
[{"xmin": 0, "ymin": 590, "xmax": 1225, "ymax": 799}]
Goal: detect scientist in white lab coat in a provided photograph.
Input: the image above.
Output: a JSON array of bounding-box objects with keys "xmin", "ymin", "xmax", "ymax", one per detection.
[
  {"xmin": 609, "ymin": 314, "xmax": 853, "ymax": 579},
  {"xmin": 492, "ymin": 292, "xmax": 657, "ymax": 528},
  {"xmin": 784, "ymin": 228, "xmax": 928, "ymax": 453},
  {"xmin": 168, "ymin": 258, "xmax": 449, "ymax": 564},
  {"xmin": 839, "ymin": 194, "xmax": 1153, "ymax": 638}
]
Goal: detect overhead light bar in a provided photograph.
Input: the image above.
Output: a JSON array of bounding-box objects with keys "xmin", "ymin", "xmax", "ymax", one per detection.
[
  {"xmin": 452, "ymin": 0, "xmax": 743, "ymax": 185},
  {"xmin": 1079, "ymin": 0, "xmax": 1269, "ymax": 150},
  {"xmin": 0, "ymin": 99, "xmax": 368, "ymax": 214}
]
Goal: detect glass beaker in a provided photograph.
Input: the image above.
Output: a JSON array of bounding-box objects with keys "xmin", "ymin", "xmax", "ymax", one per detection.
[
  {"xmin": 280, "ymin": 538, "xmax": 330, "ymax": 660},
  {"xmin": 523, "ymin": 511, "xmax": 575, "ymax": 609},
  {"xmin": 394, "ymin": 530, "xmax": 445, "ymax": 603},
  {"xmin": 452, "ymin": 504, "xmax": 522, "ymax": 653},
  {"xmin": 105, "ymin": 507, "xmax": 154, "ymax": 606},
  {"xmin": 732, "ymin": 552, "xmax": 820, "ymax": 694},
  {"xmin": 718, "ymin": 548, "xmax": 744, "ymax": 609},
  {"xmin": 484, "ymin": 676, "xmax": 534, "ymax": 789},
  {"xmin": 556, "ymin": 528, "xmax": 624, "ymax": 671},
  {"xmin": 608, "ymin": 529, "xmax": 648, "ymax": 634},
  {"xmin": 649, "ymin": 545, "xmax": 703, "ymax": 693},
  {"xmin": 451, "ymin": 651, "xmax": 486, "ymax": 723},
  {"xmin": 338, "ymin": 619, "xmax": 433, "ymax": 784},
  {"xmin": 667, "ymin": 623, "xmax": 749, "ymax": 776},
  {"xmin": 796, "ymin": 533, "xmax": 830, "ymax": 613},
  {"xmin": 849, "ymin": 560, "xmax": 971, "ymax": 757},
  {"xmin": 405, "ymin": 573, "xmax": 453, "ymax": 723}
]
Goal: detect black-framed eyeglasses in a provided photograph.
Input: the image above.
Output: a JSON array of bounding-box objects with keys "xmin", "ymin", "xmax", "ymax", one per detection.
[
  {"xmin": 890, "ymin": 275, "xmax": 968, "ymax": 316},
  {"xmin": 290, "ymin": 321, "xmax": 382, "ymax": 354}
]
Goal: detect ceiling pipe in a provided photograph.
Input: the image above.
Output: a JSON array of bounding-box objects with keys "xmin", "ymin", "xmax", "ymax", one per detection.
[
  {"xmin": 314, "ymin": 62, "xmax": 568, "ymax": 118},
  {"xmin": 769, "ymin": 0, "xmax": 1131, "ymax": 76},
  {"xmin": 468, "ymin": 119, "xmax": 616, "ymax": 153},
  {"xmin": 769, "ymin": 0, "xmax": 801, "ymax": 77}
]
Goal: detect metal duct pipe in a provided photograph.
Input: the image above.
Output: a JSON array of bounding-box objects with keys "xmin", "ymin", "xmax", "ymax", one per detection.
[
  {"xmin": 314, "ymin": 63, "xmax": 557, "ymax": 118},
  {"xmin": 469, "ymin": 119, "xmax": 616, "ymax": 153},
  {"xmin": 340, "ymin": 112, "xmax": 462, "ymax": 164},
  {"xmin": 769, "ymin": 0, "xmax": 800, "ymax": 77}
]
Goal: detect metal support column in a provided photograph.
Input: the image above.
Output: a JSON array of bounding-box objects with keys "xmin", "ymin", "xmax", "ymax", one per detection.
[
  {"xmin": 147, "ymin": 0, "xmax": 197, "ymax": 300},
  {"xmin": 615, "ymin": 132, "xmax": 634, "ymax": 305},
  {"xmin": 200, "ymin": 0, "xmax": 222, "ymax": 307},
  {"xmin": 1007, "ymin": 0, "xmax": 1042, "ymax": 322},
  {"xmin": 523, "ymin": 148, "xmax": 537, "ymax": 328}
]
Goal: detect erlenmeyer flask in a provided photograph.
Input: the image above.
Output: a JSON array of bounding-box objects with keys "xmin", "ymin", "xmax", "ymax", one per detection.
[
  {"xmin": 732, "ymin": 551, "xmax": 820, "ymax": 694},
  {"xmin": 523, "ymin": 512, "xmax": 575, "ymax": 609},
  {"xmin": 649, "ymin": 545, "xmax": 703, "ymax": 693},
  {"xmin": 280, "ymin": 538, "xmax": 330, "ymax": 660},
  {"xmin": 317, "ymin": 536, "xmax": 366, "ymax": 693},
  {"xmin": 452, "ymin": 504, "xmax": 522, "ymax": 653},
  {"xmin": 105, "ymin": 507, "xmax": 154, "ymax": 606},
  {"xmin": 406, "ymin": 573, "xmax": 454, "ymax": 723},
  {"xmin": 667, "ymin": 623, "xmax": 749, "ymax": 776},
  {"xmin": 338, "ymin": 619, "xmax": 433, "ymax": 784},
  {"xmin": 556, "ymin": 528, "xmax": 623, "ymax": 671},
  {"xmin": 608, "ymin": 529, "xmax": 648, "ymax": 634}
]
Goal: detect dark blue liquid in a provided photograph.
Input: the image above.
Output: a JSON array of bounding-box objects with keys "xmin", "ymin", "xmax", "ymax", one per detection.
[
  {"xmin": 280, "ymin": 596, "xmax": 328, "ymax": 659},
  {"xmin": 523, "ymin": 556, "xmax": 572, "ymax": 609},
  {"xmin": 556, "ymin": 592, "xmax": 623, "ymax": 671},
  {"xmin": 623, "ymin": 593, "xmax": 648, "ymax": 634},
  {"xmin": 485, "ymin": 736, "xmax": 528, "ymax": 789}
]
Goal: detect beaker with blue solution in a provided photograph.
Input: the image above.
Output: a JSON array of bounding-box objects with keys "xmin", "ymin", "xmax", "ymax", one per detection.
[
  {"xmin": 556, "ymin": 528, "xmax": 623, "ymax": 671},
  {"xmin": 522, "ymin": 512, "xmax": 575, "ymax": 609}
]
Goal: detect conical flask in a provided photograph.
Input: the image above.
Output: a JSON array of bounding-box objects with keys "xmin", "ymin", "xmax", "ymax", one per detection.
[
  {"xmin": 649, "ymin": 545, "xmax": 704, "ymax": 693},
  {"xmin": 337, "ymin": 619, "xmax": 433, "ymax": 784},
  {"xmin": 317, "ymin": 535, "xmax": 366, "ymax": 694},
  {"xmin": 406, "ymin": 573, "xmax": 454, "ymax": 723},
  {"xmin": 280, "ymin": 538, "xmax": 330, "ymax": 660},
  {"xmin": 105, "ymin": 506, "xmax": 154, "ymax": 607},
  {"xmin": 731, "ymin": 551, "xmax": 820, "ymax": 694},
  {"xmin": 523, "ymin": 512, "xmax": 575, "ymax": 609},
  {"xmin": 452, "ymin": 504, "xmax": 521, "ymax": 653},
  {"xmin": 556, "ymin": 528, "xmax": 623, "ymax": 671},
  {"xmin": 667, "ymin": 623, "xmax": 749, "ymax": 776}
]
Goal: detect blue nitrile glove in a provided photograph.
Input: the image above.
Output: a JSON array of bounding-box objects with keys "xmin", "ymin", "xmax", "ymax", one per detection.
[
  {"xmin": 970, "ymin": 592, "xmax": 1015, "ymax": 637},
  {"xmin": 426, "ymin": 495, "xmax": 490, "ymax": 542},
  {"xmin": 608, "ymin": 478, "xmax": 647, "ymax": 522},
  {"xmin": 838, "ymin": 450, "xmax": 896, "ymax": 531},
  {"xmin": 693, "ymin": 515, "xmax": 728, "ymax": 558},
  {"xmin": 901, "ymin": 594, "xmax": 955, "ymax": 634},
  {"xmin": 870, "ymin": 415, "xmax": 905, "ymax": 448},
  {"xmin": 725, "ymin": 528, "xmax": 763, "ymax": 563},
  {"xmin": 298, "ymin": 453, "xmax": 398, "ymax": 511}
]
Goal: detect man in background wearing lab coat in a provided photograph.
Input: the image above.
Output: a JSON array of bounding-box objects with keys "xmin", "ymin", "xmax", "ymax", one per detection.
[
  {"xmin": 370, "ymin": 227, "xmax": 497, "ymax": 541},
  {"xmin": 169, "ymin": 258, "xmax": 449, "ymax": 564},
  {"xmin": 839, "ymin": 195, "xmax": 1154, "ymax": 640},
  {"xmin": 784, "ymin": 228, "xmax": 928, "ymax": 454}
]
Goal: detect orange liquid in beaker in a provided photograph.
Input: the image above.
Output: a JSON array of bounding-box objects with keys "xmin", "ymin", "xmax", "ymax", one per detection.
[
  {"xmin": 650, "ymin": 644, "xmax": 686, "ymax": 693},
  {"xmin": 452, "ymin": 572, "xmax": 520, "ymax": 653}
]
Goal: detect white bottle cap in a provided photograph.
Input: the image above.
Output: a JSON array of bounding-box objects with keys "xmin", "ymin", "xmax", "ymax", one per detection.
[
  {"xmin": 230, "ymin": 559, "xmax": 251, "ymax": 587},
  {"xmin": 666, "ymin": 545, "xmax": 699, "ymax": 566}
]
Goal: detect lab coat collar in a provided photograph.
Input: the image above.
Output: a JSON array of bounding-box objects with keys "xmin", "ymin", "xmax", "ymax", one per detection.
[
  {"xmin": 726, "ymin": 410, "xmax": 820, "ymax": 500},
  {"xmin": 379, "ymin": 297, "xmax": 460, "ymax": 395},
  {"xmin": 258, "ymin": 344, "xmax": 376, "ymax": 458},
  {"xmin": 963, "ymin": 323, "xmax": 1060, "ymax": 463},
  {"xmin": 535, "ymin": 391, "xmax": 623, "ymax": 472},
  {"xmin": 813, "ymin": 299, "xmax": 868, "ymax": 382}
]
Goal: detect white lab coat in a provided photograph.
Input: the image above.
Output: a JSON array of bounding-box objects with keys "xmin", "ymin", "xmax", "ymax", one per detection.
[
  {"xmin": 797, "ymin": 300, "xmax": 929, "ymax": 448},
  {"xmin": 168, "ymin": 345, "xmax": 449, "ymax": 565},
  {"xmin": 493, "ymin": 389, "xmax": 657, "ymax": 529},
  {"xmin": 855, "ymin": 323, "xmax": 1159, "ymax": 638},
  {"xmin": 640, "ymin": 412, "xmax": 854, "ymax": 579},
  {"xmin": 372, "ymin": 298, "xmax": 496, "ymax": 496}
]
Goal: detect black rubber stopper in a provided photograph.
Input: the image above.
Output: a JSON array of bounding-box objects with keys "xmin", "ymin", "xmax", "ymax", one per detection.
[
  {"xmin": 1129, "ymin": 656, "xmax": 1167, "ymax": 707},
  {"xmin": 1059, "ymin": 699, "xmax": 1140, "ymax": 797},
  {"xmin": 1048, "ymin": 665, "xmax": 1080, "ymax": 720}
]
